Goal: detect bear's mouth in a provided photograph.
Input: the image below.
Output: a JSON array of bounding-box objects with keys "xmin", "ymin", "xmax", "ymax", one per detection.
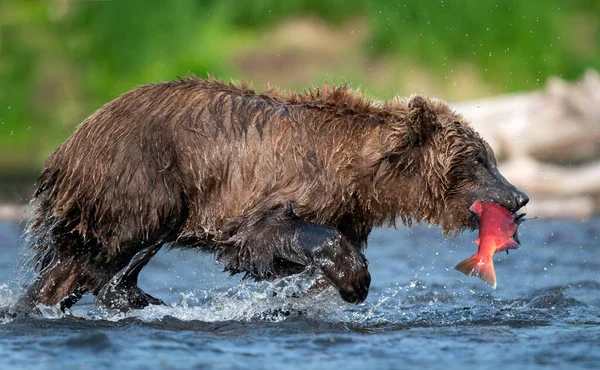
[{"xmin": 468, "ymin": 207, "xmax": 480, "ymax": 229}]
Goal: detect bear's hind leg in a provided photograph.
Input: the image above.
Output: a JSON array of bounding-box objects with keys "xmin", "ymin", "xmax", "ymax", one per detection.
[
  {"xmin": 17, "ymin": 227, "xmax": 90, "ymax": 313},
  {"xmin": 95, "ymin": 242, "xmax": 164, "ymax": 311},
  {"xmin": 19, "ymin": 261, "xmax": 87, "ymax": 313},
  {"xmin": 221, "ymin": 204, "xmax": 371, "ymax": 303}
]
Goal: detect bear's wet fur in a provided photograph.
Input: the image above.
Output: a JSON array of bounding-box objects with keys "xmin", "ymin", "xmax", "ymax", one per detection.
[{"xmin": 19, "ymin": 77, "xmax": 528, "ymax": 311}]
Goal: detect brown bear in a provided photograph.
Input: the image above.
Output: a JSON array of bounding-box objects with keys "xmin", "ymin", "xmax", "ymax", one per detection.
[{"xmin": 18, "ymin": 77, "xmax": 528, "ymax": 312}]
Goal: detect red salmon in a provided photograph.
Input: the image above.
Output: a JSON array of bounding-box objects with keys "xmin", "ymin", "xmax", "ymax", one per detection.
[{"xmin": 454, "ymin": 201, "xmax": 521, "ymax": 289}]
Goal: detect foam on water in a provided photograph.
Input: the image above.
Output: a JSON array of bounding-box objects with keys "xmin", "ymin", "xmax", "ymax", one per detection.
[
  {"xmin": 0, "ymin": 271, "xmax": 353, "ymax": 324},
  {"xmin": 80, "ymin": 274, "xmax": 350, "ymax": 323}
]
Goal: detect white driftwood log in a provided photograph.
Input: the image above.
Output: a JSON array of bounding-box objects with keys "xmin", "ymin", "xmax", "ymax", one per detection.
[{"xmin": 456, "ymin": 69, "xmax": 600, "ymax": 163}]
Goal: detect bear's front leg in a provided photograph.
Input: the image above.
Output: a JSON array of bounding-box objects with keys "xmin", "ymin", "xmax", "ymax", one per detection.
[
  {"xmin": 220, "ymin": 204, "xmax": 371, "ymax": 303},
  {"xmin": 298, "ymin": 226, "xmax": 371, "ymax": 303}
]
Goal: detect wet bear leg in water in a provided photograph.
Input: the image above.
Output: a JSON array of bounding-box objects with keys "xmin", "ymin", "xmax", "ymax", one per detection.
[
  {"xmin": 20, "ymin": 224, "xmax": 166, "ymax": 312},
  {"xmin": 95, "ymin": 242, "xmax": 164, "ymax": 311},
  {"xmin": 219, "ymin": 205, "xmax": 371, "ymax": 303},
  {"xmin": 18, "ymin": 224, "xmax": 90, "ymax": 312}
]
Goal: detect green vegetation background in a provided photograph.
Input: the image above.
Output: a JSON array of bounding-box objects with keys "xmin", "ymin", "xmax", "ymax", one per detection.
[{"xmin": 1, "ymin": 0, "xmax": 599, "ymax": 175}]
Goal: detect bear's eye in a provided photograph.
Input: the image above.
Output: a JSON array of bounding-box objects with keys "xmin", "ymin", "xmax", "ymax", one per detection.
[{"xmin": 473, "ymin": 158, "xmax": 485, "ymax": 166}]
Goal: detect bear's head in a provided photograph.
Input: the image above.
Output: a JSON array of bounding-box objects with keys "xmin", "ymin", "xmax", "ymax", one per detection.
[{"xmin": 372, "ymin": 95, "xmax": 529, "ymax": 234}]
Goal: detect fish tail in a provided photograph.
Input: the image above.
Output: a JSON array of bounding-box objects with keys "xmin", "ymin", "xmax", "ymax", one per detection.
[{"xmin": 454, "ymin": 254, "xmax": 497, "ymax": 289}]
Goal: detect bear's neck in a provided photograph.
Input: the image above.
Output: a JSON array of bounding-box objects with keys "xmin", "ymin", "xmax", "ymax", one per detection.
[
  {"xmin": 357, "ymin": 166, "xmax": 443, "ymax": 229},
  {"xmin": 353, "ymin": 122, "xmax": 445, "ymax": 229}
]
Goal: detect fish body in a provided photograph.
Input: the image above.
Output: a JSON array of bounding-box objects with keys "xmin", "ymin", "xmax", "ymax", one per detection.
[{"xmin": 454, "ymin": 201, "xmax": 521, "ymax": 289}]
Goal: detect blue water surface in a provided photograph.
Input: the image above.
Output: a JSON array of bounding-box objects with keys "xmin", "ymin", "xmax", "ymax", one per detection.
[{"xmin": 0, "ymin": 218, "xmax": 598, "ymax": 370}]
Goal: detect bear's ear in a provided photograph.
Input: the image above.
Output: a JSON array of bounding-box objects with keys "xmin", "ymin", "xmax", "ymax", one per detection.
[{"xmin": 406, "ymin": 95, "xmax": 438, "ymax": 145}]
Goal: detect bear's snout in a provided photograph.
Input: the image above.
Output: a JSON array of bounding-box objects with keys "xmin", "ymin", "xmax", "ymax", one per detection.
[
  {"xmin": 513, "ymin": 190, "xmax": 529, "ymax": 210},
  {"xmin": 481, "ymin": 188, "xmax": 529, "ymax": 213}
]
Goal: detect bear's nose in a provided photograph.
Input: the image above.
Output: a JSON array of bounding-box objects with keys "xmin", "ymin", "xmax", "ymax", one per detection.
[{"xmin": 514, "ymin": 190, "xmax": 529, "ymax": 209}]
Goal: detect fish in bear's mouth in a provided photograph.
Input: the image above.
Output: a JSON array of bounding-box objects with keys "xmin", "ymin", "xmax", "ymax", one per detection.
[{"xmin": 468, "ymin": 201, "xmax": 529, "ymax": 237}]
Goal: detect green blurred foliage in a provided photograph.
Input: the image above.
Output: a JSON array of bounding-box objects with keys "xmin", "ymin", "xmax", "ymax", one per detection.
[{"xmin": 0, "ymin": 0, "xmax": 599, "ymax": 174}]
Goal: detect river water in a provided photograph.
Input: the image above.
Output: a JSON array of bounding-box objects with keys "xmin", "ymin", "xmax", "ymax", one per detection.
[{"xmin": 0, "ymin": 218, "xmax": 598, "ymax": 369}]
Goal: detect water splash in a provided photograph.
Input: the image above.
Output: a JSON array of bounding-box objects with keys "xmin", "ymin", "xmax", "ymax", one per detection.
[{"xmin": 9, "ymin": 272, "xmax": 348, "ymax": 324}]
